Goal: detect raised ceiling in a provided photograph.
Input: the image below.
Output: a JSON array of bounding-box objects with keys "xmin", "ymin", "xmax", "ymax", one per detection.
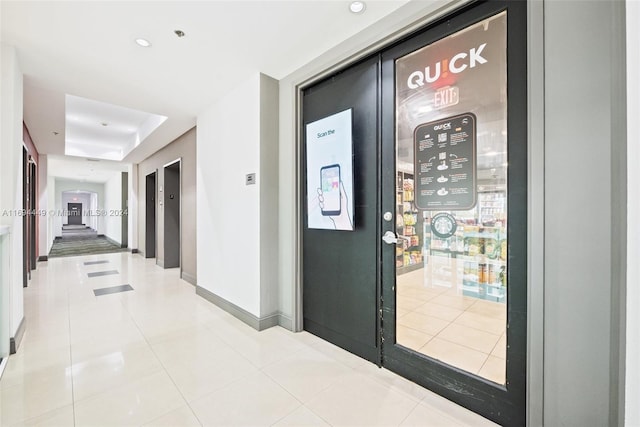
[
  {"xmin": 65, "ymin": 95, "xmax": 166, "ymax": 161},
  {"xmin": 1, "ymin": 1, "xmax": 408, "ymax": 164}
]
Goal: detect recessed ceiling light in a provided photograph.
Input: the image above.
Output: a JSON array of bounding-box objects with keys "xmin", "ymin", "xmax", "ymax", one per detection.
[
  {"xmin": 349, "ymin": 1, "xmax": 366, "ymax": 13},
  {"xmin": 135, "ymin": 38, "xmax": 151, "ymax": 47}
]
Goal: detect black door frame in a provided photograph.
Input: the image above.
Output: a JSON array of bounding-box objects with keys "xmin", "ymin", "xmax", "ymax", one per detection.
[
  {"xmin": 22, "ymin": 147, "xmax": 28, "ymax": 286},
  {"xmin": 22, "ymin": 148, "xmax": 37, "ymax": 285},
  {"xmin": 29, "ymin": 160, "xmax": 36, "ymax": 271}
]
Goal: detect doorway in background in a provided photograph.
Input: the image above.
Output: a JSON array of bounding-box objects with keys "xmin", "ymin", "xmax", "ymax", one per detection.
[
  {"xmin": 145, "ymin": 171, "xmax": 157, "ymax": 259},
  {"xmin": 163, "ymin": 160, "xmax": 181, "ymax": 269},
  {"xmin": 121, "ymin": 172, "xmax": 128, "ymax": 248},
  {"xmin": 22, "ymin": 148, "xmax": 37, "ymax": 285},
  {"xmin": 67, "ymin": 203, "xmax": 83, "ymax": 226}
]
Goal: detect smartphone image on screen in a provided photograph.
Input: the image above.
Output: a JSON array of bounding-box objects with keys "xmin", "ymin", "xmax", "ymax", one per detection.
[{"xmin": 320, "ymin": 164, "xmax": 341, "ymax": 216}]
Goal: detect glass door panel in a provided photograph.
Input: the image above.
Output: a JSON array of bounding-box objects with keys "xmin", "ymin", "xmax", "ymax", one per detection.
[
  {"xmin": 380, "ymin": 2, "xmax": 527, "ymax": 423},
  {"xmin": 395, "ymin": 12, "xmax": 508, "ymax": 384}
]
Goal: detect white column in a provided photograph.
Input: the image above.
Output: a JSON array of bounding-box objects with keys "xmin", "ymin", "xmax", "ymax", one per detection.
[
  {"xmin": 626, "ymin": 0, "xmax": 640, "ymax": 424},
  {"xmin": 0, "ymin": 43, "xmax": 24, "ymax": 340}
]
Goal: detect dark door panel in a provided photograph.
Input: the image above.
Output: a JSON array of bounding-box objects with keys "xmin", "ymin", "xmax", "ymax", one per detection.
[
  {"xmin": 302, "ymin": 56, "xmax": 380, "ymax": 363},
  {"xmin": 163, "ymin": 162, "xmax": 180, "ymax": 268},
  {"xmin": 145, "ymin": 172, "xmax": 156, "ymax": 258}
]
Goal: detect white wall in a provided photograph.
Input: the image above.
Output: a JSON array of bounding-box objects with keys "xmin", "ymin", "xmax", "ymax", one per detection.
[
  {"xmin": 0, "ymin": 43, "xmax": 24, "ymax": 339},
  {"xmin": 0, "ymin": 227, "xmax": 11, "ymax": 360},
  {"xmin": 197, "ymin": 73, "xmax": 262, "ymax": 316},
  {"xmin": 89, "ymin": 192, "xmax": 98, "ymax": 231},
  {"xmin": 544, "ymin": 1, "xmax": 624, "ymax": 424},
  {"xmin": 128, "ymin": 163, "xmax": 137, "ymax": 250},
  {"xmin": 103, "ymin": 172, "xmax": 122, "ymax": 245},
  {"xmin": 259, "ymin": 75, "xmax": 279, "ymax": 318},
  {"xmin": 47, "ymin": 174, "xmax": 55, "ymax": 253},
  {"xmin": 626, "ymin": 0, "xmax": 639, "ymax": 424},
  {"xmin": 197, "ymin": 73, "xmax": 278, "ymax": 320}
]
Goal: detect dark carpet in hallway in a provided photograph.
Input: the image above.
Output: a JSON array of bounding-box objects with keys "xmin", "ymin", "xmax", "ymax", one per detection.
[{"xmin": 48, "ymin": 226, "xmax": 128, "ymax": 258}]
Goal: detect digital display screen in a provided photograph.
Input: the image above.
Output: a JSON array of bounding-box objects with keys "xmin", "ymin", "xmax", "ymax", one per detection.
[{"xmin": 305, "ymin": 109, "xmax": 354, "ymax": 231}]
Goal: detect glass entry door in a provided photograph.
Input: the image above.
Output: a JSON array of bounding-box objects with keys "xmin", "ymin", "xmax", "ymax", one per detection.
[{"xmin": 380, "ymin": 2, "xmax": 527, "ymax": 425}]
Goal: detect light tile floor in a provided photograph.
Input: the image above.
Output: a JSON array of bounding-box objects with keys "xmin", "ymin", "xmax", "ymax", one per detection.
[
  {"xmin": 397, "ymin": 268, "xmax": 506, "ymax": 384},
  {"xmin": 0, "ymin": 253, "xmax": 497, "ymax": 426}
]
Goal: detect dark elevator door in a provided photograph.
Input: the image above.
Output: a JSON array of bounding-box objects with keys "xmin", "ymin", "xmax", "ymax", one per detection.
[
  {"xmin": 163, "ymin": 162, "xmax": 180, "ymax": 269},
  {"xmin": 302, "ymin": 56, "xmax": 380, "ymax": 363},
  {"xmin": 145, "ymin": 172, "xmax": 156, "ymax": 258}
]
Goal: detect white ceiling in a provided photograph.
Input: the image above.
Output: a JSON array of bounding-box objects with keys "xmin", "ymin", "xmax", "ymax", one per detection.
[
  {"xmin": 1, "ymin": 0, "xmax": 408, "ymax": 169},
  {"xmin": 65, "ymin": 95, "xmax": 167, "ymax": 161},
  {"xmin": 48, "ymin": 155, "xmax": 129, "ymax": 184}
]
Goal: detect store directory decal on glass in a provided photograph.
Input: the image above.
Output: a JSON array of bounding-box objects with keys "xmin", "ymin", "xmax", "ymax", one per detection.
[
  {"xmin": 305, "ymin": 109, "xmax": 354, "ymax": 231},
  {"xmin": 413, "ymin": 113, "xmax": 477, "ymax": 210}
]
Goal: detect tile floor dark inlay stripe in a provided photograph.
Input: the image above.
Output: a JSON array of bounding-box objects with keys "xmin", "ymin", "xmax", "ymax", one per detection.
[
  {"xmin": 83, "ymin": 260, "xmax": 109, "ymax": 266},
  {"xmin": 87, "ymin": 270, "xmax": 119, "ymax": 278},
  {"xmin": 93, "ymin": 284, "xmax": 134, "ymax": 297}
]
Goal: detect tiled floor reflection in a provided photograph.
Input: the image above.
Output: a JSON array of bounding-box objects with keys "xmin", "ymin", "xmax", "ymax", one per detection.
[
  {"xmin": 1, "ymin": 253, "xmax": 497, "ymax": 426},
  {"xmin": 396, "ymin": 268, "xmax": 507, "ymax": 384}
]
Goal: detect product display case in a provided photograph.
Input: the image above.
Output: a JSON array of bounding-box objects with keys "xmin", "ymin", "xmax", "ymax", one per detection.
[
  {"xmin": 423, "ymin": 208, "xmax": 507, "ymax": 303},
  {"xmin": 478, "ymin": 191, "xmax": 506, "ymax": 226},
  {"xmin": 459, "ymin": 225, "xmax": 507, "ymax": 302},
  {"xmin": 396, "ymin": 171, "xmax": 423, "ymax": 273},
  {"xmin": 397, "ymin": 182, "xmax": 508, "ymax": 302},
  {"xmin": 424, "ymin": 219, "xmax": 464, "ymax": 288}
]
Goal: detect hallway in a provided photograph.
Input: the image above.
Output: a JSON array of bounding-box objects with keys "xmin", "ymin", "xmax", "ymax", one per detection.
[
  {"xmin": 48, "ymin": 226, "xmax": 126, "ymax": 258},
  {"xmin": 0, "ymin": 253, "xmax": 495, "ymax": 426}
]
